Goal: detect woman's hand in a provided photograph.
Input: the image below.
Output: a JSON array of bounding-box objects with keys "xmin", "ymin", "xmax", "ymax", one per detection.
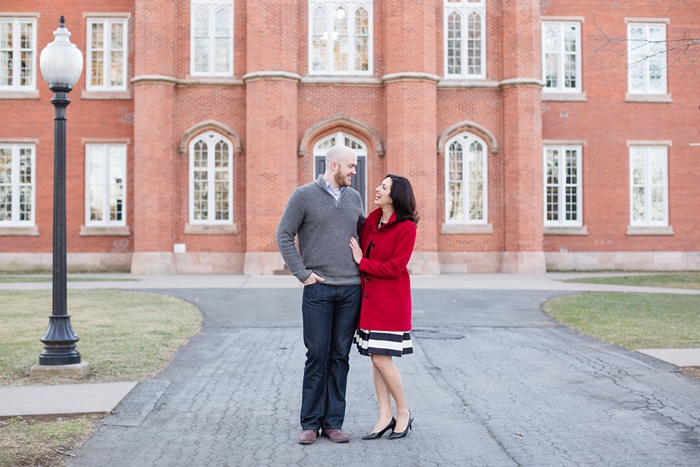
[{"xmin": 349, "ymin": 237, "xmax": 363, "ymax": 265}]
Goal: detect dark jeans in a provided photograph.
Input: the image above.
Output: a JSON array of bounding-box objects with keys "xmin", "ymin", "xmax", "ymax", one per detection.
[{"xmin": 300, "ymin": 282, "xmax": 361, "ymax": 430}]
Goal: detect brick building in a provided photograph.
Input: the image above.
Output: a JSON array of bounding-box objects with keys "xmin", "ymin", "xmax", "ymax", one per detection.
[{"xmin": 1, "ymin": 0, "xmax": 699, "ymax": 274}]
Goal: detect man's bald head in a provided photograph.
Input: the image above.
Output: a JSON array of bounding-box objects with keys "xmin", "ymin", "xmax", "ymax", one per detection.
[{"xmin": 323, "ymin": 145, "xmax": 358, "ymax": 190}]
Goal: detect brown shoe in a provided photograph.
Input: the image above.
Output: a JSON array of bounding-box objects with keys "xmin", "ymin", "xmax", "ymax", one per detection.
[
  {"xmin": 321, "ymin": 428, "xmax": 349, "ymax": 443},
  {"xmin": 298, "ymin": 429, "xmax": 318, "ymax": 444}
]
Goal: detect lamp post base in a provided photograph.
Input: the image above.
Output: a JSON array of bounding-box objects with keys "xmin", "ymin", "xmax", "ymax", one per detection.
[{"xmin": 29, "ymin": 361, "xmax": 91, "ymax": 379}]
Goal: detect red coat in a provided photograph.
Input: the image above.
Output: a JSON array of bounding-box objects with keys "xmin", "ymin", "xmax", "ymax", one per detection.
[{"xmin": 357, "ymin": 208, "xmax": 417, "ymax": 331}]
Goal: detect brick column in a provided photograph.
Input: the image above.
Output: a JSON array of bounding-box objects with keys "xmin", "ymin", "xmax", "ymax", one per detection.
[
  {"xmin": 383, "ymin": 0, "xmax": 440, "ymax": 274},
  {"xmin": 500, "ymin": 0, "xmax": 546, "ymax": 273},
  {"xmin": 131, "ymin": 0, "xmax": 178, "ymax": 274},
  {"xmin": 242, "ymin": 0, "xmax": 299, "ymax": 274}
]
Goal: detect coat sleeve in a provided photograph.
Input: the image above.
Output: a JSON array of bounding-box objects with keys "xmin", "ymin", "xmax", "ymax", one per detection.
[
  {"xmin": 358, "ymin": 221, "xmax": 416, "ymax": 279},
  {"xmin": 275, "ymin": 190, "xmax": 312, "ymax": 282}
]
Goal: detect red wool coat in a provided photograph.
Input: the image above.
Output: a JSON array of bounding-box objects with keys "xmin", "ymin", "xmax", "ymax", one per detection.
[{"xmin": 357, "ymin": 208, "xmax": 417, "ymax": 332}]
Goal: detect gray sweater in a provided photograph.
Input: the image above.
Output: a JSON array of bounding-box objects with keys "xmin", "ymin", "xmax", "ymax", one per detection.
[{"xmin": 276, "ymin": 175, "xmax": 365, "ymax": 284}]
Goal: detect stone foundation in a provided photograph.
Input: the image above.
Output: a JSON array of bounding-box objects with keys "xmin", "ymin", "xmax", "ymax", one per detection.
[
  {"xmin": 131, "ymin": 252, "xmax": 244, "ymax": 274},
  {"xmin": 0, "ymin": 253, "xmax": 132, "ymax": 273},
  {"xmin": 545, "ymin": 251, "xmax": 700, "ymax": 271}
]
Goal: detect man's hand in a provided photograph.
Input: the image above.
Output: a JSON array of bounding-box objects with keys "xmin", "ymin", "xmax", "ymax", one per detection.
[{"xmin": 303, "ymin": 272, "xmax": 325, "ymax": 286}]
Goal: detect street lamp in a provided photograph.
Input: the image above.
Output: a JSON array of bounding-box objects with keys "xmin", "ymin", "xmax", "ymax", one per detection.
[{"xmin": 37, "ymin": 16, "xmax": 83, "ymax": 366}]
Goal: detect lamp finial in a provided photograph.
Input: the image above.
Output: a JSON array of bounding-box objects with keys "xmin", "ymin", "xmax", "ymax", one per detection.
[{"xmin": 60, "ymin": 16, "xmax": 65, "ymax": 27}]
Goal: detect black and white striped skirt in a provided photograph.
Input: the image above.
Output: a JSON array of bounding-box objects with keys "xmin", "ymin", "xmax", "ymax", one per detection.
[{"xmin": 354, "ymin": 328, "xmax": 413, "ymax": 357}]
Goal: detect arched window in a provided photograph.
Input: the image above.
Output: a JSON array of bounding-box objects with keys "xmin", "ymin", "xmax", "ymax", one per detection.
[
  {"xmin": 313, "ymin": 132, "xmax": 367, "ymax": 209},
  {"xmin": 309, "ymin": 1, "xmax": 372, "ymax": 75},
  {"xmin": 189, "ymin": 131, "xmax": 233, "ymax": 224},
  {"xmin": 190, "ymin": 0, "xmax": 233, "ymax": 76},
  {"xmin": 445, "ymin": 133, "xmax": 487, "ymax": 223},
  {"xmin": 444, "ymin": 0, "xmax": 485, "ymax": 78}
]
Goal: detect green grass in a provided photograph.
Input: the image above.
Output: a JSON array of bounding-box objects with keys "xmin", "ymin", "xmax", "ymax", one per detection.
[
  {"xmin": 0, "ymin": 290, "xmax": 201, "ymax": 386},
  {"xmin": 564, "ymin": 272, "xmax": 700, "ymax": 290},
  {"xmin": 543, "ymin": 292, "xmax": 700, "ymax": 349}
]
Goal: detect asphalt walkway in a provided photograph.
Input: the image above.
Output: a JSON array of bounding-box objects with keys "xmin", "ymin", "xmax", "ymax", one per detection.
[{"xmin": 1, "ymin": 273, "xmax": 699, "ymax": 466}]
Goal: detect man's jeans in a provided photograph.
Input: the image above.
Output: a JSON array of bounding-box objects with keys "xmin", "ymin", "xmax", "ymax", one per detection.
[{"xmin": 300, "ymin": 282, "xmax": 361, "ymax": 430}]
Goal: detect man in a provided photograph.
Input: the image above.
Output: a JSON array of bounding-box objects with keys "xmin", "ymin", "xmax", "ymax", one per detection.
[{"xmin": 276, "ymin": 145, "xmax": 365, "ymax": 444}]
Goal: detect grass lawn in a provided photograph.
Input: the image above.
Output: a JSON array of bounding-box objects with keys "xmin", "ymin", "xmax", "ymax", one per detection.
[
  {"xmin": 564, "ymin": 272, "xmax": 700, "ymax": 290},
  {"xmin": 0, "ymin": 289, "xmax": 201, "ymax": 466},
  {"xmin": 543, "ymin": 292, "xmax": 700, "ymax": 350}
]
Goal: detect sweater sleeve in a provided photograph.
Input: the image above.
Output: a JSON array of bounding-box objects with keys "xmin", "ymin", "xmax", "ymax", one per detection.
[
  {"xmin": 358, "ymin": 221, "xmax": 416, "ymax": 279},
  {"xmin": 276, "ymin": 190, "xmax": 312, "ymax": 282}
]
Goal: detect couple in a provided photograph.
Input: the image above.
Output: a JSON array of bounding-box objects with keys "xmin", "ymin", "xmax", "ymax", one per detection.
[{"xmin": 276, "ymin": 145, "xmax": 419, "ymax": 444}]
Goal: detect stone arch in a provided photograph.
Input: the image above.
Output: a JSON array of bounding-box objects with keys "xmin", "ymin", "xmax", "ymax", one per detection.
[
  {"xmin": 298, "ymin": 114, "xmax": 384, "ymax": 158},
  {"xmin": 179, "ymin": 120, "xmax": 243, "ymax": 155},
  {"xmin": 437, "ymin": 121, "xmax": 499, "ymax": 155}
]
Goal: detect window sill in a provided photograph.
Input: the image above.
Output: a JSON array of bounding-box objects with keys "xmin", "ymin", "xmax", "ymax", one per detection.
[
  {"xmin": 0, "ymin": 225, "xmax": 39, "ymax": 236},
  {"xmin": 544, "ymin": 225, "xmax": 588, "ymax": 235},
  {"xmin": 80, "ymin": 225, "xmax": 130, "ymax": 236},
  {"xmin": 437, "ymin": 79, "xmax": 499, "ymax": 89},
  {"xmin": 626, "ymin": 225, "xmax": 674, "ymax": 235},
  {"xmin": 184, "ymin": 223, "xmax": 239, "ymax": 235},
  {"xmin": 542, "ymin": 92, "xmax": 587, "ymax": 102},
  {"xmin": 0, "ymin": 90, "xmax": 39, "ymax": 99},
  {"xmin": 81, "ymin": 89, "xmax": 132, "ymax": 100},
  {"xmin": 625, "ymin": 93, "xmax": 672, "ymax": 103},
  {"xmin": 300, "ymin": 76, "xmax": 382, "ymax": 86},
  {"xmin": 441, "ymin": 223, "xmax": 493, "ymax": 235}
]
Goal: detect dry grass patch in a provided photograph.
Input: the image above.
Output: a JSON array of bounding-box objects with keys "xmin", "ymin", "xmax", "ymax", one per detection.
[{"xmin": 0, "ymin": 290, "xmax": 201, "ymax": 386}]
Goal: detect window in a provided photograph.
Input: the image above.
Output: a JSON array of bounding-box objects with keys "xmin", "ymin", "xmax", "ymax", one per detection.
[
  {"xmin": 86, "ymin": 18, "xmax": 128, "ymax": 91},
  {"xmin": 312, "ymin": 131, "xmax": 367, "ymax": 208},
  {"xmin": 544, "ymin": 146, "xmax": 582, "ymax": 227},
  {"xmin": 190, "ymin": 0, "xmax": 233, "ymax": 77},
  {"xmin": 0, "ymin": 144, "xmax": 35, "ymax": 225},
  {"xmin": 445, "ymin": 133, "xmax": 487, "ymax": 224},
  {"xmin": 189, "ymin": 131, "xmax": 233, "ymax": 224},
  {"xmin": 630, "ymin": 146, "xmax": 668, "ymax": 226},
  {"xmin": 0, "ymin": 18, "xmax": 36, "ymax": 91},
  {"xmin": 309, "ymin": 1, "xmax": 372, "ymax": 75},
  {"xmin": 444, "ymin": 0, "xmax": 485, "ymax": 79},
  {"xmin": 628, "ymin": 23, "xmax": 667, "ymax": 94},
  {"xmin": 542, "ymin": 22, "xmax": 581, "ymax": 93},
  {"xmin": 85, "ymin": 144, "xmax": 126, "ymax": 226}
]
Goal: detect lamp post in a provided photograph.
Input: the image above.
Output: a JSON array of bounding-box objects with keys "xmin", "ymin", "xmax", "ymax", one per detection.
[{"xmin": 38, "ymin": 16, "xmax": 84, "ymax": 366}]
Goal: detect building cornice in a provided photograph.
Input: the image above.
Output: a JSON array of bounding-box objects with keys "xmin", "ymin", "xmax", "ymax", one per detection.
[
  {"xmin": 131, "ymin": 75, "xmax": 245, "ymax": 87},
  {"xmin": 499, "ymin": 78, "xmax": 545, "ymax": 88}
]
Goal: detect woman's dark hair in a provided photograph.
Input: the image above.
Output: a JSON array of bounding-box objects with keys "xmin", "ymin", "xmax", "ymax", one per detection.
[{"xmin": 387, "ymin": 174, "xmax": 419, "ymax": 226}]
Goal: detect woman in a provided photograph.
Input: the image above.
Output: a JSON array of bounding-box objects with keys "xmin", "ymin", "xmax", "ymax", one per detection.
[{"xmin": 349, "ymin": 174, "xmax": 419, "ymax": 440}]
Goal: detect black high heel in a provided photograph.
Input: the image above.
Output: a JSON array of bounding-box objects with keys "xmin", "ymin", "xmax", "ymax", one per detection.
[
  {"xmin": 388, "ymin": 411, "xmax": 413, "ymax": 439},
  {"xmin": 361, "ymin": 417, "xmax": 396, "ymax": 440}
]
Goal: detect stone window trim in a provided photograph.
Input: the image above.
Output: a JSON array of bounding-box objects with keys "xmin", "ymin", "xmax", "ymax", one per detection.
[
  {"xmin": 441, "ymin": 223, "xmax": 494, "ymax": 235},
  {"xmin": 0, "ymin": 90, "xmax": 40, "ymax": 99},
  {"xmin": 0, "ymin": 225, "xmax": 39, "ymax": 236},
  {"xmin": 544, "ymin": 226, "xmax": 588, "ymax": 236},
  {"xmin": 629, "ymin": 145, "xmax": 669, "ymax": 227},
  {"xmin": 179, "ymin": 120, "xmax": 243, "ymax": 156},
  {"xmin": 437, "ymin": 121, "xmax": 499, "ymax": 156},
  {"xmin": 85, "ymin": 16, "xmax": 130, "ymax": 95},
  {"xmin": 444, "ymin": 132, "xmax": 489, "ymax": 225},
  {"xmin": 0, "ymin": 142, "xmax": 36, "ymax": 228},
  {"xmin": 542, "ymin": 92, "xmax": 587, "ymax": 102},
  {"xmin": 81, "ymin": 90, "xmax": 132, "ymax": 100},
  {"xmin": 79, "ymin": 225, "xmax": 130, "ymax": 236},
  {"xmin": 627, "ymin": 140, "xmax": 672, "ymax": 147},
  {"xmin": 298, "ymin": 114, "xmax": 383, "ymax": 158},
  {"xmin": 625, "ymin": 93, "xmax": 673, "ymax": 103},
  {"xmin": 84, "ymin": 143, "xmax": 127, "ymax": 228},
  {"xmin": 543, "ymin": 139, "xmax": 586, "ymax": 146},
  {"xmin": 624, "ymin": 17, "xmax": 670, "ymax": 24},
  {"xmin": 443, "ymin": 0, "xmax": 486, "ymax": 79},
  {"xmin": 184, "ymin": 223, "xmax": 239, "ymax": 235},
  {"xmin": 626, "ymin": 22, "xmax": 667, "ymax": 95},
  {"xmin": 626, "ymin": 225, "xmax": 674, "ymax": 236}
]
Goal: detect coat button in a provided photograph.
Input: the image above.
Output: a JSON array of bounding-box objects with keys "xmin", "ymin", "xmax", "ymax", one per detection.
[
  {"xmin": 365, "ymin": 276, "xmax": 370, "ymax": 281},
  {"xmin": 363, "ymin": 294, "xmax": 368, "ymax": 299}
]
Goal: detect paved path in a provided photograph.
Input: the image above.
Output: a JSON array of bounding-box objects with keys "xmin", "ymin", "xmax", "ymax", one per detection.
[{"xmin": 31, "ymin": 274, "xmax": 695, "ymax": 467}]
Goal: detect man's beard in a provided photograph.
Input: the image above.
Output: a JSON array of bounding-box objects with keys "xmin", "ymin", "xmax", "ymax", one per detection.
[{"xmin": 334, "ymin": 171, "xmax": 351, "ymax": 187}]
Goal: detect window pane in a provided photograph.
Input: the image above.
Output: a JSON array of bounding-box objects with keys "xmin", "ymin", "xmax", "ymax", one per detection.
[
  {"xmin": 333, "ymin": 8, "xmax": 348, "ymax": 71},
  {"xmin": 89, "ymin": 147, "xmax": 105, "ymax": 221},
  {"xmin": 0, "ymin": 148, "xmax": 11, "ymax": 221},
  {"xmin": 447, "ymin": 12, "xmax": 462, "ymax": 75},
  {"xmin": 312, "ymin": 7, "xmax": 327, "ymax": 71},
  {"xmin": 467, "ymin": 12, "xmax": 481, "ymax": 75},
  {"xmin": 108, "ymin": 146, "xmax": 125, "ymax": 222},
  {"xmin": 632, "ymin": 187, "xmax": 645, "ymax": 221},
  {"xmin": 354, "ymin": 7, "xmax": 369, "ymax": 71},
  {"xmin": 215, "ymin": 9, "xmax": 230, "ymax": 72},
  {"xmin": 194, "ymin": 9, "xmax": 209, "ymax": 72}
]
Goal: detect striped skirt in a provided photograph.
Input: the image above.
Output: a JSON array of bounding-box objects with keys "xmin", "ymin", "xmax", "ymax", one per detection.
[{"xmin": 354, "ymin": 328, "xmax": 413, "ymax": 357}]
